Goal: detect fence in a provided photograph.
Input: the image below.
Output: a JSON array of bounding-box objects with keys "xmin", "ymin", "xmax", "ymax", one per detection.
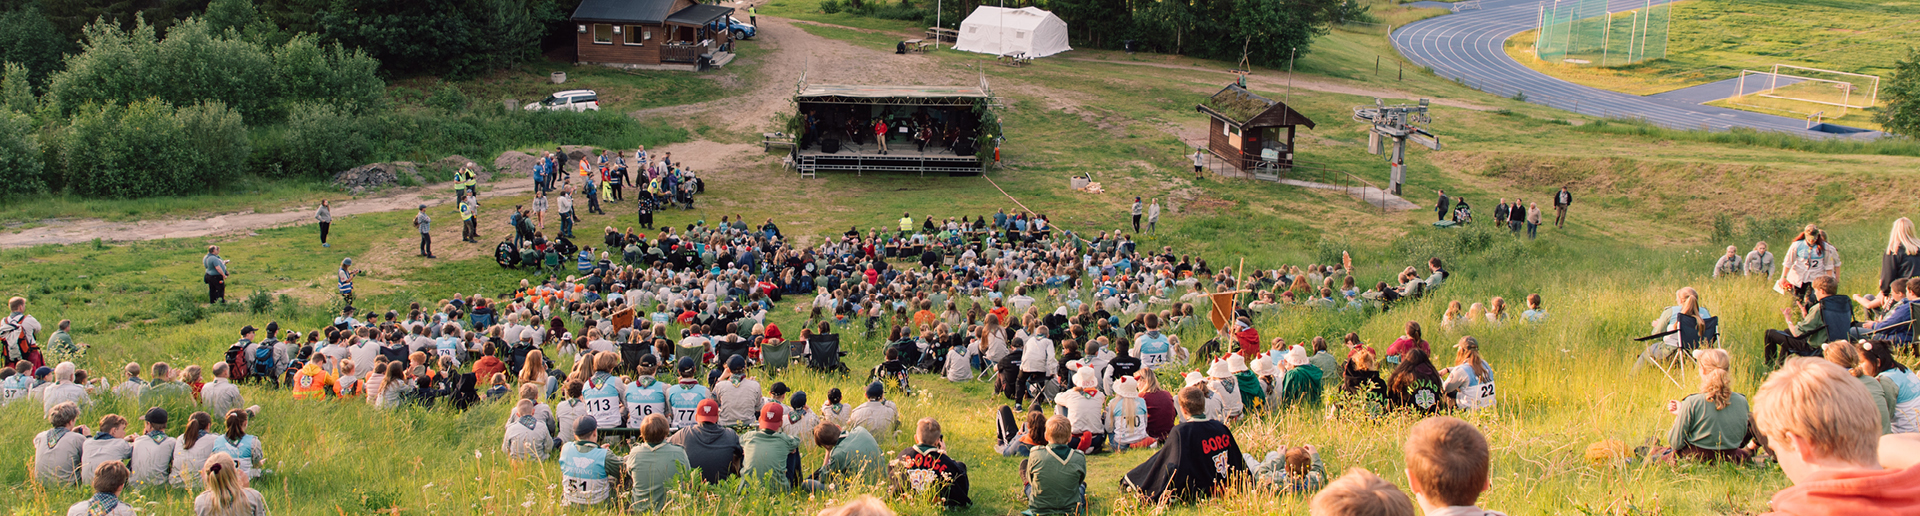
[
  {"xmin": 1186, "ymin": 143, "xmax": 1393, "ymax": 213},
  {"xmin": 1535, "ymin": 0, "xmax": 1671, "ymax": 67}
]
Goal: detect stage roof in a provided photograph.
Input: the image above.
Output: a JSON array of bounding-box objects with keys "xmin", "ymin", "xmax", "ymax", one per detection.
[{"xmin": 796, "ymin": 84, "xmax": 990, "ymax": 105}]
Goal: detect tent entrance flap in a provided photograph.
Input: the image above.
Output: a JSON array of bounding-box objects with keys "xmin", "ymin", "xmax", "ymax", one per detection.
[{"xmin": 951, "ymin": 6, "xmax": 1072, "ymax": 58}]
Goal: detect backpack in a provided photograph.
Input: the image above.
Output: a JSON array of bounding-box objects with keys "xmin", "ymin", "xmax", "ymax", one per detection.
[
  {"xmin": 251, "ymin": 345, "xmax": 277, "ymax": 379},
  {"xmin": 225, "ymin": 343, "xmax": 250, "ymax": 380}
]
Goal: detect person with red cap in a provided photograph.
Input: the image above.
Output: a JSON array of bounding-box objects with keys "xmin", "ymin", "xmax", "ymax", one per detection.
[
  {"xmin": 741, "ymin": 402, "xmax": 802, "ymax": 490},
  {"xmin": 666, "ymin": 398, "xmax": 741, "ymax": 484}
]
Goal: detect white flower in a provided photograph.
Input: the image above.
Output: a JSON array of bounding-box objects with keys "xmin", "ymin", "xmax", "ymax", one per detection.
[{"xmin": 423, "ymin": 483, "xmax": 435, "ymax": 489}]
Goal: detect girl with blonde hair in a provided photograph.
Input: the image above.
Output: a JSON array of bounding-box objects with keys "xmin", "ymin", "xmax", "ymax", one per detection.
[
  {"xmin": 193, "ymin": 452, "xmax": 266, "ymax": 516},
  {"xmin": 1441, "ymin": 301, "xmax": 1464, "ymax": 330},
  {"xmin": 1486, "ymin": 297, "xmax": 1508, "ymax": 324},
  {"xmin": 1657, "ymin": 348, "xmax": 1751, "ymax": 463},
  {"xmin": 1442, "ymin": 336, "xmax": 1495, "ymax": 410},
  {"xmin": 1882, "ymin": 217, "xmax": 1920, "ymax": 297}
]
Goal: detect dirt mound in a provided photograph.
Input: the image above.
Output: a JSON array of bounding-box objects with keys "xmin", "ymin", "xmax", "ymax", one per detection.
[
  {"xmin": 494, "ymin": 151, "xmax": 538, "ymax": 178},
  {"xmin": 433, "ymin": 154, "xmax": 481, "ymax": 180},
  {"xmin": 334, "ymin": 162, "xmax": 421, "ymax": 194}
]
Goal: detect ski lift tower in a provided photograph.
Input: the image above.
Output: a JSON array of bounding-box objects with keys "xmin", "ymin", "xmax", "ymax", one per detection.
[{"xmin": 1355, "ymin": 98, "xmax": 1441, "ymax": 195}]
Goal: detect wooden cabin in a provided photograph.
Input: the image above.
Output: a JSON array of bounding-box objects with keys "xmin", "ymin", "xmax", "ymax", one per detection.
[
  {"xmin": 572, "ymin": 0, "xmax": 737, "ymax": 70},
  {"xmin": 1195, "ymin": 84, "xmax": 1315, "ymax": 171}
]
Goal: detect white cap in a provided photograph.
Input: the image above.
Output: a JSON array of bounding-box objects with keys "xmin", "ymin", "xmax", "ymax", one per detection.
[
  {"xmin": 1072, "ymin": 362, "xmax": 1099, "ymax": 390},
  {"xmin": 1285, "ymin": 345, "xmax": 1310, "ymax": 367},
  {"xmin": 1225, "ymin": 353, "xmax": 1248, "ymax": 374},
  {"xmin": 1183, "ymin": 371, "xmax": 1207, "ymax": 388},
  {"xmin": 1113, "ymin": 375, "xmax": 1140, "ymax": 397},
  {"xmin": 1207, "ymin": 358, "xmax": 1232, "ymax": 379}
]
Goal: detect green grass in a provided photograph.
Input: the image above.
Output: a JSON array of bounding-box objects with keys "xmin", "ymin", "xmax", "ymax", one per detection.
[
  {"xmin": 5, "ymin": 12, "xmax": 1920, "ymax": 516},
  {"xmin": 1504, "ymin": 0, "xmax": 1920, "ymax": 96}
]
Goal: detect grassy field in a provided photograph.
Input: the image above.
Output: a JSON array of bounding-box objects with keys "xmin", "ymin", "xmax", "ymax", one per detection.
[
  {"xmin": 5, "ymin": 8, "xmax": 1920, "ymax": 516},
  {"xmin": 1503, "ymin": 0, "xmax": 1918, "ymax": 98}
]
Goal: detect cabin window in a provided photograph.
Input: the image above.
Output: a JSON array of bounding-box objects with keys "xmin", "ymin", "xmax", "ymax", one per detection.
[
  {"xmin": 1227, "ymin": 126, "xmax": 1242, "ymax": 149},
  {"xmin": 593, "ymin": 24, "xmax": 613, "ymax": 44},
  {"xmin": 625, "ymin": 26, "xmax": 645, "ymax": 45}
]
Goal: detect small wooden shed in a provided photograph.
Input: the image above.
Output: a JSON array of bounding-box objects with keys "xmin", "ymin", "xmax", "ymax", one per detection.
[
  {"xmin": 573, "ymin": 0, "xmax": 736, "ymax": 70},
  {"xmin": 1195, "ymin": 84, "xmax": 1315, "ymax": 171}
]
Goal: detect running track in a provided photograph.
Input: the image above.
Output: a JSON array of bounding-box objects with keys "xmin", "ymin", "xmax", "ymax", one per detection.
[{"xmin": 1391, "ymin": 0, "xmax": 1881, "ymax": 138}]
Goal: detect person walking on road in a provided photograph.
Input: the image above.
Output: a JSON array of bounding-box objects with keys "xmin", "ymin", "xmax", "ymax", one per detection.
[
  {"xmin": 460, "ymin": 194, "xmax": 478, "ymax": 243},
  {"xmin": 203, "ymin": 246, "xmax": 230, "ymax": 304},
  {"xmin": 315, "ymin": 200, "xmax": 332, "ymax": 248},
  {"xmin": 1435, "ymin": 190, "xmax": 1450, "ymax": 222},
  {"xmin": 1148, "ymin": 198, "xmax": 1161, "ymax": 235},
  {"xmin": 1131, "ymin": 197, "xmax": 1143, "ymax": 233},
  {"xmin": 413, "ymin": 205, "xmax": 435, "ymax": 259},
  {"xmin": 1553, "ymin": 186, "xmax": 1572, "ymax": 228}
]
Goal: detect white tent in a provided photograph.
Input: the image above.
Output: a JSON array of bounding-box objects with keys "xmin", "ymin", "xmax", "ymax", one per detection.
[{"xmin": 951, "ymin": 6, "xmax": 1071, "ymax": 58}]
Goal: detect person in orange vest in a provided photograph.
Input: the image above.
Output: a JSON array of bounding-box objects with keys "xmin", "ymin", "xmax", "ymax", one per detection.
[{"xmin": 289, "ymin": 352, "xmax": 338, "ymax": 400}]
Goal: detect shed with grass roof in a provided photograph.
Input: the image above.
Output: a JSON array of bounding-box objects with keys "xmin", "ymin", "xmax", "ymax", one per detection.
[{"xmin": 1196, "ymin": 84, "xmax": 1315, "ymax": 171}]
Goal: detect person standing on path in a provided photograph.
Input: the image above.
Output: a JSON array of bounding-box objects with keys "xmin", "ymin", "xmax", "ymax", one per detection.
[
  {"xmin": 1435, "ymin": 190, "xmax": 1450, "ymax": 222},
  {"xmin": 463, "ymin": 162, "xmax": 478, "ymax": 198},
  {"xmin": 558, "ymin": 190, "xmax": 577, "ymax": 238},
  {"xmin": 337, "ymin": 258, "xmax": 357, "ymax": 308},
  {"xmin": 1131, "ymin": 197, "xmax": 1143, "ymax": 234},
  {"xmin": 414, "ymin": 205, "xmax": 435, "ymax": 259},
  {"xmin": 748, "ymin": 4, "xmax": 757, "ymax": 26},
  {"xmin": 1526, "ymin": 202, "xmax": 1542, "ymax": 240},
  {"xmin": 460, "ymin": 194, "xmax": 478, "ymax": 243},
  {"xmin": 1148, "ymin": 198, "xmax": 1161, "ymax": 235},
  {"xmin": 1553, "ymin": 186, "xmax": 1572, "ymax": 228},
  {"xmin": 533, "ymin": 192, "xmax": 549, "ymax": 231},
  {"xmin": 315, "ymin": 200, "xmax": 332, "ymax": 248},
  {"xmin": 203, "ymin": 246, "xmax": 230, "ymax": 304},
  {"xmin": 1192, "ymin": 148, "xmax": 1205, "ymax": 179}
]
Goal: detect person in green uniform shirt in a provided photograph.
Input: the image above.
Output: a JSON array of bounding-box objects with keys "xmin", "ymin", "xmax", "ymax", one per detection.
[
  {"xmin": 625, "ymin": 414, "xmax": 689, "ymax": 512},
  {"xmin": 1023, "ymin": 416, "xmax": 1088, "ymax": 515},
  {"xmin": 45, "ymin": 320, "xmax": 82, "ymax": 365},
  {"xmin": 740, "ymin": 402, "xmax": 802, "ymax": 490},
  {"xmin": 803, "ymin": 422, "xmax": 884, "ymax": 491}
]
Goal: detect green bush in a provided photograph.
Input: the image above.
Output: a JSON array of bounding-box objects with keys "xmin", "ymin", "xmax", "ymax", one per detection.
[
  {"xmin": 246, "ymin": 289, "xmax": 273, "ymax": 314},
  {"xmin": 263, "ymin": 101, "xmax": 372, "ymax": 178},
  {"xmin": 0, "ymin": 110, "xmax": 43, "ymax": 193},
  {"xmin": 820, "ymin": 0, "xmax": 843, "ymax": 13},
  {"xmin": 426, "ymin": 85, "xmax": 470, "ymax": 113},
  {"xmin": 2, "ymin": 62, "xmax": 33, "ymax": 114},
  {"xmin": 59, "ymin": 99, "xmax": 249, "ymax": 197}
]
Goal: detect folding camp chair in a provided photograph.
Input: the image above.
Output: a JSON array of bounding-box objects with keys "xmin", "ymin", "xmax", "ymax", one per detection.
[
  {"xmin": 806, "ymin": 334, "xmax": 849, "ymax": 374},
  {"xmin": 1633, "ymin": 316, "xmax": 1718, "ymax": 387},
  {"xmin": 1860, "ymin": 319, "xmax": 1915, "ymax": 354}
]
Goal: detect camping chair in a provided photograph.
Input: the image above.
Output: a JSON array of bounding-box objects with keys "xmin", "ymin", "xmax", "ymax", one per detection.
[
  {"xmin": 674, "ymin": 344, "xmax": 705, "ymax": 378},
  {"xmin": 806, "ymin": 334, "xmax": 850, "ymax": 374},
  {"xmin": 714, "ymin": 338, "xmax": 753, "ymax": 369},
  {"xmin": 1633, "ymin": 315, "xmax": 1719, "ymax": 387},
  {"xmin": 1860, "ymin": 319, "xmax": 1915, "ymax": 354},
  {"xmin": 760, "ymin": 339, "xmax": 791, "ymax": 374}
]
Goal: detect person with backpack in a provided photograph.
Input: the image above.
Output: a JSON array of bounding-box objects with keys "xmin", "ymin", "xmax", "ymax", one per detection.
[
  {"xmin": 289, "ymin": 353, "xmax": 338, "ymax": 400},
  {"xmin": 248, "ymin": 330, "xmax": 278, "ymax": 389},
  {"xmin": 4, "ymin": 296, "xmax": 45, "ymax": 370}
]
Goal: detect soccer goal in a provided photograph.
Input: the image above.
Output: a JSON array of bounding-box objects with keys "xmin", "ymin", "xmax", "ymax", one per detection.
[
  {"xmin": 1535, "ymin": 0, "xmax": 1672, "ymax": 67},
  {"xmin": 1731, "ymin": 65, "xmax": 1881, "ymax": 117}
]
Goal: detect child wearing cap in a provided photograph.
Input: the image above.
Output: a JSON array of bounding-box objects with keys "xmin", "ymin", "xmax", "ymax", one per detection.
[
  {"xmin": 664, "ymin": 357, "xmax": 713, "ymax": 431},
  {"xmin": 559, "ymin": 417, "xmax": 623, "ymax": 506},
  {"xmin": 80, "ymin": 414, "xmax": 133, "ymax": 486},
  {"xmin": 69, "ymin": 461, "xmax": 135, "ymax": 516},
  {"xmin": 1227, "ymin": 353, "xmax": 1265, "ymax": 413},
  {"xmin": 741, "ymin": 402, "xmax": 803, "ymax": 490},
  {"xmin": 1108, "ymin": 374, "xmax": 1155, "ymax": 451},
  {"xmin": 713, "ymin": 355, "xmax": 762, "ymax": 427},
  {"xmin": 1052, "ymin": 362, "xmax": 1109, "ymax": 453},
  {"xmin": 623, "ymin": 355, "xmax": 668, "ymax": 428},
  {"xmin": 666, "ymin": 398, "xmax": 743, "ymax": 484},
  {"xmin": 1204, "ymin": 357, "xmax": 1244, "ymax": 423},
  {"xmin": 129, "ymin": 407, "xmax": 176, "ymax": 489},
  {"xmin": 1279, "ymin": 346, "xmax": 1324, "ymax": 409},
  {"xmin": 848, "ymin": 382, "xmax": 900, "ymax": 439},
  {"xmin": 780, "ymin": 391, "xmax": 820, "ymax": 445}
]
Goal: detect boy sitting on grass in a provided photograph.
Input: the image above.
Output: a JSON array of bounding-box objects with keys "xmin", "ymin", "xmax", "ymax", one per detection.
[
  {"xmin": 69, "ymin": 461, "xmax": 135, "ymax": 516},
  {"xmin": 1308, "ymin": 468, "xmax": 1415, "ymax": 516},
  {"xmin": 1022, "ymin": 415, "xmax": 1088, "ymax": 516},
  {"xmin": 1403, "ymin": 416, "xmax": 1504, "ymax": 515},
  {"xmin": 1755, "ymin": 358, "xmax": 1920, "ymax": 515},
  {"xmin": 1253, "ymin": 444, "xmax": 1327, "ymax": 496}
]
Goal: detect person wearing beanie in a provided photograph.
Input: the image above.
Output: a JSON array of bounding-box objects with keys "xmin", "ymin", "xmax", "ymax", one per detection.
[
  {"xmin": 1052, "ymin": 362, "xmax": 1110, "ymax": 453},
  {"xmin": 820, "ymin": 388, "xmax": 853, "ymax": 427},
  {"xmin": 1250, "ymin": 351, "xmax": 1281, "ymax": 398},
  {"xmin": 1228, "ymin": 352, "xmax": 1266, "ymax": 413},
  {"xmin": 848, "ymin": 382, "xmax": 900, "ymax": 439},
  {"xmin": 780, "ymin": 391, "xmax": 820, "ymax": 445},
  {"xmin": 1279, "ymin": 346, "xmax": 1324, "ymax": 408},
  {"xmin": 504, "ymin": 399, "xmax": 557, "ymax": 461},
  {"xmin": 741, "ymin": 402, "xmax": 803, "ymax": 490},
  {"xmin": 623, "ymin": 355, "xmax": 668, "ymax": 429},
  {"xmin": 129, "ymin": 408, "xmax": 176, "ymax": 489},
  {"xmin": 713, "ymin": 355, "xmax": 762, "ymax": 427},
  {"xmin": 1204, "ymin": 357, "xmax": 1244, "ymax": 423},
  {"xmin": 559, "ymin": 417, "xmax": 623, "ymax": 506},
  {"xmin": 667, "ymin": 399, "xmax": 743, "ymax": 484},
  {"xmin": 665, "ymin": 357, "xmax": 713, "ymax": 431},
  {"xmin": 1108, "ymin": 375, "xmax": 1155, "ymax": 451}
]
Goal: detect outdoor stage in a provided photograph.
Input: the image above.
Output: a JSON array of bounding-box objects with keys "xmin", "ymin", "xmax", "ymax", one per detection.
[{"xmin": 792, "ymin": 82, "xmax": 995, "ymax": 176}]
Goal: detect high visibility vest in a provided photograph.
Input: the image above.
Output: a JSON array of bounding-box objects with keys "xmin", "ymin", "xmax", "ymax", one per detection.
[{"xmin": 291, "ymin": 369, "xmax": 335, "ymax": 399}]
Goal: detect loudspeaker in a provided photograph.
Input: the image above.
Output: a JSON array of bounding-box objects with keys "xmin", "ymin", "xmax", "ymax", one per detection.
[
  {"xmin": 952, "ymin": 140, "xmax": 975, "ymax": 156},
  {"xmin": 822, "ymin": 139, "xmax": 840, "ymax": 153}
]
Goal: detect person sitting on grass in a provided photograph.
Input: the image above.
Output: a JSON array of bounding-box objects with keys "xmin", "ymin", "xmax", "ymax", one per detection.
[
  {"xmin": 69, "ymin": 461, "xmax": 135, "ymax": 516},
  {"xmin": 821, "ymin": 387, "xmax": 854, "ymax": 428},
  {"xmin": 80, "ymin": 414, "xmax": 133, "ymax": 487},
  {"xmin": 129, "ymin": 407, "xmax": 175, "ymax": 490},
  {"xmin": 1253, "ymin": 444, "xmax": 1327, "ymax": 496},
  {"xmin": 113, "ymin": 362, "xmax": 144, "ymax": 399},
  {"xmin": 1123, "ymin": 385, "xmax": 1248, "ymax": 504},
  {"xmin": 1753, "ymin": 358, "xmax": 1920, "ymax": 515},
  {"xmin": 1861, "ymin": 342, "xmax": 1920, "ymax": 433},
  {"xmin": 1646, "ymin": 348, "xmax": 1753, "ymax": 463},
  {"xmin": 1023, "ymin": 415, "xmax": 1089, "ymax": 516},
  {"xmin": 625, "ymin": 413, "xmax": 688, "ymax": 512},
  {"xmin": 211, "ymin": 409, "xmax": 265, "ymax": 479},
  {"xmin": 668, "ymin": 398, "xmax": 742, "ymax": 484},
  {"xmin": 1108, "ymin": 374, "xmax": 1155, "ymax": 451},
  {"xmin": 172, "ymin": 412, "xmax": 217, "ymax": 490},
  {"xmin": 1308, "ymin": 468, "xmax": 1415, "ymax": 516},
  {"xmin": 194, "ymin": 452, "xmax": 267, "ymax": 516},
  {"xmin": 1402, "ymin": 416, "xmax": 1505, "ymax": 515},
  {"xmin": 1279, "ymin": 346, "xmax": 1324, "ymax": 409},
  {"xmin": 1825, "ymin": 341, "xmax": 1895, "ymax": 434},
  {"xmin": 1440, "ymin": 337, "xmax": 1495, "ymax": 412},
  {"xmin": 741, "ymin": 402, "xmax": 803, "ymax": 490},
  {"xmin": 1765, "ymin": 276, "xmax": 1852, "ymax": 367},
  {"xmin": 805, "ymin": 421, "xmax": 885, "ymax": 491},
  {"xmin": 996, "ymin": 408, "xmax": 1049, "ymax": 457},
  {"xmin": 504, "ymin": 399, "xmax": 556, "ymax": 461},
  {"xmin": 1053, "ymin": 363, "xmax": 1108, "ymax": 453},
  {"xmin": 560, "ymin": 417, "xmax": 624, "ymax": 507},
  {"xmin": 890, "ymin": 418, "xmax": 972, "ymax": 508},
  {"xmin": 1386, "ymin": 349, "xmax": 1442, "ymax": 413},
  {"xmin": 34, "ymin": 401, "xmax": 88, "ymax": 486},
  {"xmin": 1521, "ymin": 294, "xmax": 1548, "ymax": 324},
  {"xmin": 849, "ymin": 382, "xmax": 900, "ymax": 440}
]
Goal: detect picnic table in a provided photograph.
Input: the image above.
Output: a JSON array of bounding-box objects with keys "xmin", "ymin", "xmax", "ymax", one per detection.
[
  {"xmin": 998, "ymin": 52, "xmax": 1031, "ymax": 66},
  {"xmin": 903, "ymin": 39, "xmax": 931, "ymax": 52},
  {"xmin": 925, "ymin": 27, "xmax": 958, "ymax": 43},
  {"xmin": 761, "ymin": 132, "xmax": 795, "ymax": 152}
]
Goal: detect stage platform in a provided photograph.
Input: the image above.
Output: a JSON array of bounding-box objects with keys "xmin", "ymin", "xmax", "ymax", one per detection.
[{"xmin": 795, "ymin": 144, "xmax": 982, "ymax": 176}]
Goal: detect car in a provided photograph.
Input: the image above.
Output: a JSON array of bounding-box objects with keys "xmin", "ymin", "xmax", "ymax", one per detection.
[
  {"xmin": 716, "ymin": 16, "xmax": 755, "ymax": 40},
  {"xmin": 523, "ymin": 90, "xmax": 600, "ymax": 112}
]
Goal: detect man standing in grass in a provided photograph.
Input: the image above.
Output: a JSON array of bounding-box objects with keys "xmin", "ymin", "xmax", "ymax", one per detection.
[
  {"xmin": 1554, "ymin": 185, "xmax": 1572, "ymax": 228},
  {"xmin": 460, "ymin": 194, "xmax": 478, "ymax": 243},
  {"xmin": 413, "ymin": 204, "xmax": 435, "ymax": 259},
  {"xmin": 1435, "ymin": 190, "xmax": 1449, "ymax": 222},
  {"xmin": 1131, "ymin": 197, "xmax": 1142, "ymax": 234},
  {"xmin": 315, "ymin": 200, "xmax": 332, "ymax": 248},
  {"xmin": 1148, "ymin": 198, "xmax": 1161, "ymax": 235},
  {"xmin": 203, "ymin": 246, "xmax": 230, "ymax": 304}
]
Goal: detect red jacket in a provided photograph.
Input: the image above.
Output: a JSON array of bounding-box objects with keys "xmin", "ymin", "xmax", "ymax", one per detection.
[
  {"xmin": 1764, "ymin": 464, "xmax": 1920, "ymax": 515},
  {"xmin": 1233, "ymin": 327, "xmax": 1260, "ymax": 358},
  {"xmin": 874, "ymin": 121, "xmax": 888, "ymax": 135}
]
